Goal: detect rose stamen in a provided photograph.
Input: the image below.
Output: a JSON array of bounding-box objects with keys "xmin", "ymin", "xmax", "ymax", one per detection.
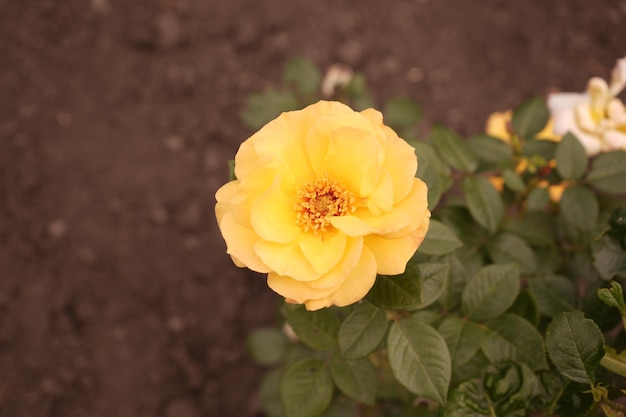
[{"xmin": 294, "ymin": 178, "xmax": 356, "ymax": 234}]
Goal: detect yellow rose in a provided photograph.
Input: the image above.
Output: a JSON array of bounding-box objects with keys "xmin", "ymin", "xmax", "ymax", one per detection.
[{"xmin": 215, "ymin": 100, "xmax": 430, "ymax": 310}]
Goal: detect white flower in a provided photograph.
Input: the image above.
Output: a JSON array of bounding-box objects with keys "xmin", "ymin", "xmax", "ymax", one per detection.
[{"xmin": 548, "ymin": 57, "xmax": 626, "ymax": 156}]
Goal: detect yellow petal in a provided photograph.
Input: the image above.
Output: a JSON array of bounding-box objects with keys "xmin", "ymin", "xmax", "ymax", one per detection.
[
  {"xmin": 215, "ymin": 181, "xmax": 239, "ymax": 223},
  {"xmin": 254, "ymin": 239, "xmax": 320, "ymax": 282},
  {"xmin": 381, "ymin": 127, "xmax": 418, "ymax": 202},
  {"xmin": 345, "ymin": 178, "xmax": 429, "ymax": 237},
  {"xmin": 366, "ymin": 170, "xmax": 394, "ymax": 215},
  {"xmin": 218, "ymin": 212, "xmax": 270, "ymax": 273},
  {"xmin": 299, "ymin": 231, "xmax": 347, "ymax": 275},
  {"xmin": 306, "ymin": 115, "xmax": 382, "ymax": 197},
  {"xmin": 305, "ymin": 237, "xmax": 363, "ymax": 289},
  {"xmin": 250, "ymin": 177, "xmax": 301, "ymax": 243},
  {"xmin": 267, "ymin": 271, "xmax": 341, "ymax": 304},
  {"xmin": 485, "ymin": 111, "xmax": 512, "ymax": 142},
  {"xmin": 304, "ymin": 246, "xmax": 377, "ymax": 310},
  {"xmin": 365, "ymin": 215, "xmax": 430, "ymax": 275}
]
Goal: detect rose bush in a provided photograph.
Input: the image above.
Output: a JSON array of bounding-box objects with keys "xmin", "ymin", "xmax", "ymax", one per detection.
[{"xmin": 215, "ymin": 100, "xmax": 430, "ymax": 310}]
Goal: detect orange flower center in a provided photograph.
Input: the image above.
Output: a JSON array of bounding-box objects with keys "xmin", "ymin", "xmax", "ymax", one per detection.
[{"xmin": 294, "ymin": 178, "xmax": 356, "ymax": 234}]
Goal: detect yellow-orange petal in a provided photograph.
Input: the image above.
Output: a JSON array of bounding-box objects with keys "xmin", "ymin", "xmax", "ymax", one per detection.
[
  {"xmin": 218, "ymin": 212, "xmax": 271, "ymax": 273},
  {"xmin": 304, "ymin": 246, "xmax": 377, "ymax": 310}
]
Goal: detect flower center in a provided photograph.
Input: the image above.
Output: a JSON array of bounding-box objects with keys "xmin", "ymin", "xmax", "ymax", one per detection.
[{"xmin": 294, "ymin": 178, "xmax": 356, "ymax": 234}]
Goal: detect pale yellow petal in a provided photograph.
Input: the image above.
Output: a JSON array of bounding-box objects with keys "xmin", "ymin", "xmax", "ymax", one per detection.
[
  {"xmin": 587, "ymin": 77, "xmax": 609, "ymax": 118},
  {"xmin": 604, "ymin": 129, "xmax": 626, "ymax": 151},
  {"xmin": 299, "ymin": 231, "xmax": 347, "ymax": 275},
  {"xmin": 250, "ymin": 177, "xmax": 300, "ymax": 244},
  {"xmin": 304, "ymin": 246, "xmax": 377, "ymax": 310},
  {"xmin": 218, "ymin": 212, "xmax": 270, "ymax": 273},
  {"xmin": 365, "ymin": 215, "xmax": 430, "ymax": 275},
  {"xmin": 254, "ymin": 239, "xmax": 320, "ymax": 282}
]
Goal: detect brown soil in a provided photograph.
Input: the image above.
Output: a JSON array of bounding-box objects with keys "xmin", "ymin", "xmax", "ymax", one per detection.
[{"xmin": 1, "ymin": 1, "xmax": 624, "ymax": 416}]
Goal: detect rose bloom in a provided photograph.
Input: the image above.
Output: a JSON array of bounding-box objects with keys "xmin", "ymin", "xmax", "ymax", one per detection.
[
  {"xmin": 215, "ymin": 100, "xmax": 430, "ymax": 310},
  {"xmin": 548, "ymin": 57, "xmax": 626, "ymax": 156}
]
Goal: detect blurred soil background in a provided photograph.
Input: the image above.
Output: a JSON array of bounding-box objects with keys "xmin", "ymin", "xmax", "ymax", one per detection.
[{"xmin": 1, "ymin": 0, "xmax": 625, "ymax": 416}]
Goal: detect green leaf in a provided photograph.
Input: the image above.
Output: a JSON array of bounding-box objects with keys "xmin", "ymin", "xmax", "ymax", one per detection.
[
  {"xmin": 462, "ymin": 264, "xmax": 520, "ymax": 321},
  {"xmin": 281, "ymin": 358, "xmax": 334, "ymax": 417},
  {"xmin": 467, "ymin": 134, "xmax": 514, "ymax": 165},
  {"xmin": 555, "ymin": 132, "xmax": 588, "ymax": 180},
  {"xmin": 526, "ymin": 187, "xmax": 550, "ymax": 211},
  {"xmin": 486, "ymin": 232, "xmax": 538, "ymax": 274},
  {"xmin": 284, "ymin": 305, "xmax": 340, "ymax": 350},
  {"xmin": 384, "ymin": 97, "xmax": 422, "ymax": 136},
  {"xmin": 387, "ymin": 318, "xmax": 451, "ymax": 403},
  {"xmin": 240, "ymin": 88, "xmax": 298, "ymax": 130},
  {"xmin": 502, "ymin": 168, "xmax": 525, "ymax": 192},
  {"xmin": 507, "ymin": 290, "xmax": 540, "ymax": 326},
  {"xmin": 445, "ymin": 362, "xmax": 542, "ymax": 417},
  {"xmin": 345, "ymin": 72, "xmax": 375, "ymax": 111},
  {"xmin": 482, "ymin": 314, "xmax": 549, "ymax": 370},
  {"xmin": 338, "ymin": 302, "xmax": 388, "ymax": 359},
  {"xmin": 593, "ymin": 235, "xmax": 626, "ymax": 280},
  {"xmin": 367, "ymin": 265, "xmax": 423, "ymax": 310},
  {"xmin": 463, "ymin": 176, "xmax": 504, "ymax": 234},
  {"xmin": 588, "ymin": 151, "xmax": 626, "ymax": 194},
  {"xmin": 437, "ymin": 316, "xmax": 484, "ymax": 367},
  {"xmin": 260, "ymin": 369, "xmax": 285, "ymax": 417},
  {"xmin": 528, "ymin": 274, "xmax": 575, "ymax": 317},
  {"xmin": 247, "ymin": 328, "xmax": 288, "ymax": 366},
  {"xmin": 511, "ymin": 97, "xmax": 550, "ymax": 139},
  {"xmin": 418, "ymin": 219, "xmax": 463, "ymax": 255},
  {"xmin": 416, "ymin": 263, "xmax": 450, "ymax": 309},
  {"xmin": 505, "ymin": 210, "xmax": 555, "ymax": 246},
  {"xmin": 329, "ymin": 356, "xmax": 378, "ymax": 404},
  {"xmin": 560, "ymin": 186, "xmax": 599, "ymax": 232},
  {"xmin": 414, "ymin": 141, "xmax": 450, "ymax": 209},
  {"xmin": 438, "ymin": 206, "xmax": 489, "ymax": 247},
  {"xmin": 522, "ymin": 139, "xmax": 557, "ymax": 160},
  {"xmin": 317, "ymin": 399, "xmax": 359, "ymax": 417},
  {"xmin": 597, "ymin": 281, "xmax": 626, "ymax": 314},
  {"xmin": 545, "ymin": 311, "xmax": 605, "ymax": 384},
  {"xmin": 431, "ymin": 125, "xmax": 478, "ymax": 173},
  {"xmin": 282, "ymin": 57, "xmax": 321, "ymax": 98},
  {"xmin": 436, "ymin": 249, "xmax": 483, "ymax": 311}
]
